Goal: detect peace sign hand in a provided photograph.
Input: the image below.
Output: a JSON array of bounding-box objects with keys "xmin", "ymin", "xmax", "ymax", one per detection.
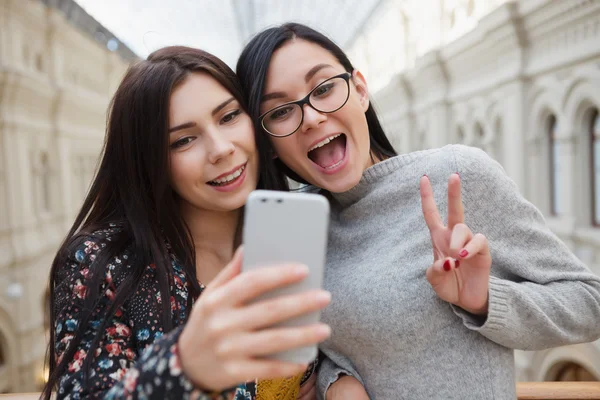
[{"xmin": 420, "ymin": 174, "xmax": 492, "ymax": 316}]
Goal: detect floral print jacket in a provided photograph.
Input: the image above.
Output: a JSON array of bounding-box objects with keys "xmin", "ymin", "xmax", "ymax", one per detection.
[{"xmin": 53, "ymin": 226, "xmax": 254, "ymax": 399}]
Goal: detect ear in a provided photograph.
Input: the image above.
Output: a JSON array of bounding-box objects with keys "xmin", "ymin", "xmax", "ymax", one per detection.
[{"xmin": 352, "ymin": 70, "xmax": 370, "ymax": 112}]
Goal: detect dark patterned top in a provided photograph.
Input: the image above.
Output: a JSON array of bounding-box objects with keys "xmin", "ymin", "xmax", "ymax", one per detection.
[{"xmin": 53, "ymin": 226, "xmax": 255, "ymax": 399}]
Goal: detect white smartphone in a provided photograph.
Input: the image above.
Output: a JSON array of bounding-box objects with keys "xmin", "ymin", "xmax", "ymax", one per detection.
[{"xmin": 242, "ymin": 189, "xmax": 330, "ymax": 364}]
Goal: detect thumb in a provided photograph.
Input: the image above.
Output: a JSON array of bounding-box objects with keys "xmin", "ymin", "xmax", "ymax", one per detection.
[{"xmin": 207, "ymin": 245, "xmax": 243, "ymax": 290}]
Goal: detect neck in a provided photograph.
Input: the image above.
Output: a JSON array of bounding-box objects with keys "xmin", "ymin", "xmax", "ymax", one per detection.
[{"xmin": 179, "ymin": 201, "xmax": 242, "ymax": 285}]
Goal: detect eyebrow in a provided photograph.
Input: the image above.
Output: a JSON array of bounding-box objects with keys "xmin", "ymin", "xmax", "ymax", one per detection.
[
  {"xmin": 260, "ymin": 63, "xmax": 334, "ymax": 103},
  {"xmin": 168, "ymin": 97, "xmax": 236, "ymax": 133},
  {"xmin": 211, "ymin": 97, "xmax": 235, "ymax": 116},
  {"xmin": 168, "ymin": 122, "xmax": 196, "ymax": 134}
]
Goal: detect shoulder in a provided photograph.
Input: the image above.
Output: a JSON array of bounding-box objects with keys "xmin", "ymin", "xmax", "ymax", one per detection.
[
  {"xmin": 416, "ymin": 144, "xmax": 498, "ymax": 171},
  {"xmin": 56, "ymin": 223, "xmax": 133, "ymax": 288},
  {"xmin": 408, "ymin": 144, "xmax": 507, "ymax": 184}
]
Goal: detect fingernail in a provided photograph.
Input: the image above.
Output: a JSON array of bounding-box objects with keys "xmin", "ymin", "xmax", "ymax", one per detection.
[
  {"xmin": 455, "ymin": 172, "xmax": 460, "ymax": 177},
  {"xmin": 422, "ymin": 174, "xmax": 428, "ymax": 178},
  {"xmin": 294, "ymin": 264, "xmax": 309, "ymax": 275},
  {"xmin": 443, "ymin": 260, "xmax": 451, "ymax": 271},
  {"xmin": 459, "ymin": 249, "xmax": 469, "ymax": 258},
  {"xmin": 455, "ymin": 259, "xmax": 460, "ymax": 268}
]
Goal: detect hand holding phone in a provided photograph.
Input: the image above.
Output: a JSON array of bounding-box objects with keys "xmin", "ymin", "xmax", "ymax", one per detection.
[{"xmin": 242, "ymin": 190, "xmax": 330, "ymax": 364}]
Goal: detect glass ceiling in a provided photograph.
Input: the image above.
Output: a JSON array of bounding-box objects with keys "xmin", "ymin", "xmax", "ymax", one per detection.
[{"xmin": 74, "ymin": 0, "xmax": 385, "ymax": 66}]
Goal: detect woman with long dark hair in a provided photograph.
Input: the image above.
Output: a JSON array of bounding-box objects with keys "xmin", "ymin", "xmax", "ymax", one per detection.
[
  {"xmin": 237, "ymin": 23, "xmax": 600, "ymax": 399},
  {"xmin": 42, "ymin": 46, "xmax": 335, "ymax": 400}
]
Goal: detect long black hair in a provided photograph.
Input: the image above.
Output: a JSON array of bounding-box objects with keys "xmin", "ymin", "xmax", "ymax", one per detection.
[
  {"xmin": 236, "ymin": 22, "xmax": 397, "ymax": 186},
  {"xmin": 42, "ymin": 46, "xmax": 248, "ymax": 399}
]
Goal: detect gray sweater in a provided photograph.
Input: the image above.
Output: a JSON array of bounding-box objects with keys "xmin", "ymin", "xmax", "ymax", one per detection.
[{"xmin": 316, "ymin": 145, "xmax": 600, "ymax": 400}]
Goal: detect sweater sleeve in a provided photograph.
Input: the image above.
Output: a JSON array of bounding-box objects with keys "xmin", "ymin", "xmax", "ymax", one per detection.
[
  {"xmin": 449, "ymin": 145, "xmax": 600, "ymax": 350},
  {"xmin": 315, "ymin": 353, "xmax": 364, "ymax": 400},
  {"xmin": 53, "ymin": 237, "xmax": 241, "ymax": 400}
]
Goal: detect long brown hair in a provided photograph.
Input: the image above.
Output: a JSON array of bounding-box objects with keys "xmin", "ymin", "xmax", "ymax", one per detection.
[{"xmin": 42, "ymin": 46, "xmax": 248, "ymax": 399}]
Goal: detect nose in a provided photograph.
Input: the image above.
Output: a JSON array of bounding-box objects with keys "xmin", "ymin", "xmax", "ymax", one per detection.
[
  {"xmin": 206, "ymin": 129, "xmax": 235, "ymax": 164},
  {"xmin": 300, "ymin": 104, "xmax": 327, "ymax": 134}
]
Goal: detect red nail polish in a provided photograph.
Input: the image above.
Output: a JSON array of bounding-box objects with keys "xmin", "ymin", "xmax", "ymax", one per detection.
[
  {"xmin": 455, "ymin": 172, "xmax": 460, "ymax": 177},
  {"xmin": 423, "ymin": 174, "xmax": 428, "ymax": 178},
  {"xmin": 455, "ymin": 259, "xmax": 460, "ymax": 268},
  {"xmin": 459, "ymin": 249, "xmax": 469, "ymax": 258},
  {"xmin": 443, "ymin": 260, "xmax": 451, "ymax": 271}
]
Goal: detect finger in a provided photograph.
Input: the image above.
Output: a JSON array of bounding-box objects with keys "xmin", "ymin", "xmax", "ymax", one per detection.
[
  {"xmin": 298, "ymin": 372, "xmax": 316, "ymax": 396},
  {"xmin": 447, "ymin": 173, "xmax": 464, "ymax": 229},
  {"xmin": 211, "ymin": 263, "xmax": 309, "ymax": 307},
  {"xmin": 218, "ymin": 324, "xmax": 331, "ymax": 359},
  {"xmin": 226, "ymin": 359, "xmax": 308, "ymax": 383},
  {"xmin": 232, "ymin": 290, "xmax": 331, "ymax": 331},
  {"xmin": 449, "ymin": 223, "xmax": 473, "ymax": 258},
  {"xmin": 298, "ymin": 386, "xmax": 316, "ymax": 400},
  {"xmin": 420, "ymin": 175, "xmax": 444, "ymax": 230},
  {"xmin": 425, "ymin": 256, "xmax": 457, "ymax": 285},
  {"xmin": 206, "ymin": 246, "xmax": 243, "ymax": 291},
  {"xmin": 458, "ymin": 233, "xmax": 489, "ymax": 260}
]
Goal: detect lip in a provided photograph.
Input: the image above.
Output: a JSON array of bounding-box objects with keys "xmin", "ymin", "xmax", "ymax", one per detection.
[
  {"xmin": 209, "ymin": 164, "xmax": 248, "ymax": 193},
  {"xmin": 209, "ymin": 162, "xmax": 247, "ymax": 182},
  {"xmin": 307, "ymin": 133, "xmax": 344, "ymax": 154},
  {"xmin": 309, "ymin": 137, "xmax": 350, "ymax": 176}
]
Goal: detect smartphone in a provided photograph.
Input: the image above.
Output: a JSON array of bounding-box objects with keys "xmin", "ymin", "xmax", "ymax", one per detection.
[{"xmin": 242, "ymin": 189, "xmax": 330, "ymax": 364}]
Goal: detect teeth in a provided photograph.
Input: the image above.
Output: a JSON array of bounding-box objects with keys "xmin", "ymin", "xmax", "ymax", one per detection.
[
  {"xmin": 325, "ymin": 158, "xmax": 344, "ymax": 170},
  {"xmin": 210, "ymin": 165, "xmax": 245, "ymax": 185},
  {"xmin": 309, "ymin": 134, "xmax": 341, "ymax": 153}
]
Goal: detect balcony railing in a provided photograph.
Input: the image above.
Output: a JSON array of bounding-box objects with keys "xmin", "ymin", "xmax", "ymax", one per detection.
[{"xmin": 1, "ymin": 382, "xmax": 600, "ymax": 399}]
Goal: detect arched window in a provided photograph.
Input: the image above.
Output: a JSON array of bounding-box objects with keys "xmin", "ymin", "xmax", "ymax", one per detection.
[
  {"xmin": 456, "ymin": 126, "xmax": 465, "ymax": 144},
  {"xmin": 493, "ymin": 118, "xmax": 503, "ymax": 164},
  {"xmin": 474, "ymin": 122, "xmax": 484, "ymax": 149},
  {"xmin": 0, "ymin": 332, "xmax": 6, "ymax": 393},
  {"xmin": 466, "ymin": 0, "xmax": 475, "ymax": 16},
  {"xmin": 591, "ymin": 109, "xmax": 600, "ymax": 226},
  {"xmin": 548, "ymin": 115, "xmax": 562, "ymax": 216},
  {"xmin": 553, "ymin": 362, "xmax": 598, "ymax": 382},
  {"xmin": 418, "ymin": 132, "xmax": 426, "ymax": 150}
]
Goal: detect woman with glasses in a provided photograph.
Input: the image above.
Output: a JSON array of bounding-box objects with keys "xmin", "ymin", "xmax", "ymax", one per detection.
[{"xmin": 236, "ymin": 23, "xmax": 600, "ymax": 400}]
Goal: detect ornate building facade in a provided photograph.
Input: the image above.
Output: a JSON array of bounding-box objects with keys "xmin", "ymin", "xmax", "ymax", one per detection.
[
  {"xmin": 1, "ymin": 0, "xmax": 599, "ymax": 394},
  {"xmin": 362, "ymin": 0, "xmax": 600, "ymax": 382},
  {"xmin": 0, "ymin": 0, "xmax": 134, "ymax": 392}
]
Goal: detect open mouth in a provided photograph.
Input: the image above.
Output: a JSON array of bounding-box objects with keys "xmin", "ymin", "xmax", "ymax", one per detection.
[
  {"xmin": 207, "ymin": 164, "xmax": 246, "ymax": 187},
  {"xmin": 307, "ymin": 133, "xmax": 347, "ymax": 170}
]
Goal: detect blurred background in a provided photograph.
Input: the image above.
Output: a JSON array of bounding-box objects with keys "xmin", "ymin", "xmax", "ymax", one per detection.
[{"xmin": 0, "ymin": 0, "xmax": 599, "ymax": 394}]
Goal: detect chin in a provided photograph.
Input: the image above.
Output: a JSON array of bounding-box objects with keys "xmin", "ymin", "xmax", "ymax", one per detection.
[{"xmin": 316, "ymin": 169, "xmax": 363, "ymax": 193}]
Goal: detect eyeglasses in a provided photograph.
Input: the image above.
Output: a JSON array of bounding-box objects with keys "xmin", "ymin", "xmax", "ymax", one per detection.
[{"xmin": 259, "ymin": 72, "xmax": 352, "ymax": 138}]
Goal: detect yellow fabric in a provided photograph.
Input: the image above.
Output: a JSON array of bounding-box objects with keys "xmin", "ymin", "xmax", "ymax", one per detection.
[{"xmin": 256, "ymin": 372, "xmax": 304, "ymax": 400}]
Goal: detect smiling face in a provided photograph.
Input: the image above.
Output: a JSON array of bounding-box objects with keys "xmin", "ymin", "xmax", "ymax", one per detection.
[
  {"xmin": 168, "ymin": 72, "xmax": 258, "ymax": 213},
  {"xmin": 260, "ymin": 39, "xmax": 373, "ymax": 193}
]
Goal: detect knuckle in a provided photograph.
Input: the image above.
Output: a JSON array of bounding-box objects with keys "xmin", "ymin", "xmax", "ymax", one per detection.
[
  {"xmin": 206, "ymin": 317, "xmax": 228, "ymax": 338},
  {"xmin": 214, "ymin": 340, "xmax": 234, "ymax": 359},
  {"xmin": 263, "ymin": 300, "xmax": 282, "ymax": 317},
  {"xmin": 474, "ymin": 233, "xmax": 487, "ymax": 242},
  {"xmin": 223, "ymin": 362, "xmax": 241, "ymax": 379},
  {"xmin": 200, "ymin": 293, "xmax": 220, "ymax": 313}
]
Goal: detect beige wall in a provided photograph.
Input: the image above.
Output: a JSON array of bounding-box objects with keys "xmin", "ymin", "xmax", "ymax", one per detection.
[{"xmin": 0, "ymin": 0, "xmax": 132, "ymax": 392}]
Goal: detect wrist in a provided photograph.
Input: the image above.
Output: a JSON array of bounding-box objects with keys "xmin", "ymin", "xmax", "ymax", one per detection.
[{"xmin": 177, "ymin": 328, "xmax": 214, "ymax": 392}]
